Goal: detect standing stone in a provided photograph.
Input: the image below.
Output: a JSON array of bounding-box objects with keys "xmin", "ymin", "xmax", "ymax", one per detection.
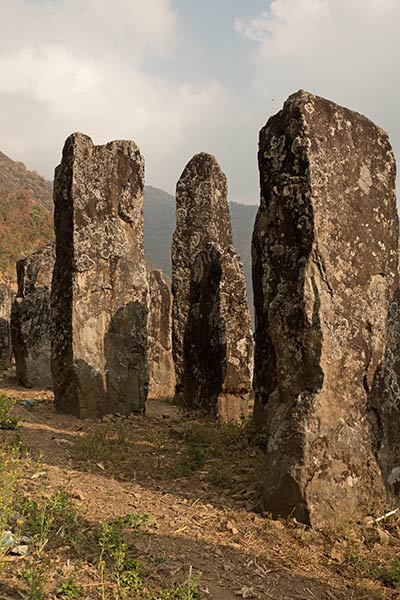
[
  {"xmin": 253, "ymin": 90, "xmax": 399, "ymax": 527},
  {"xmin": 0, "ymin": 283, "xmax": 13, "ymax": 368},
  {"xmin": 184, "ymin": 242, "xmax": 253, "ymax": 421},
  {"xmin": 51, "ymin": 133, "xmax": 148, "ymax": 418},
  {"xmin": 11, "ymin": 243, "xmax": 55, "ymax": 387},
  {"xmin": 172, "ymin": 153, "xmax": 253, "ymax": 419},
  {"xmin": 146, "ymin": 261, "xmax": 175, "ymax": 398}
]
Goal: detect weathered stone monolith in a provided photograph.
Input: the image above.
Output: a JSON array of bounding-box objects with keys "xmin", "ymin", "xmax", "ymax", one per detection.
[
  {"xmin": 11, "ymin": 243, "xmax": 54, "ymax": 387},
  {"xmin": 184, "ymin": 242, "xmax": 253, "ymax": 420},
  {"xmin": 172, "ymin": 153, "xmax": 253, "ymax": 419},
  {"xmin": 0, "ymin": 283, "xmax": 13, "ymax": 368},
  {"xmin": 51, "ymin": 133, "xmax": 148, "ymax": 418},
  {"xmin": 146, "ymin": 261, "xmax": 175, "ymax": 398},
  {"xmin": 253, "ymin": 90, "xmax": 399, "ymax": 527}
]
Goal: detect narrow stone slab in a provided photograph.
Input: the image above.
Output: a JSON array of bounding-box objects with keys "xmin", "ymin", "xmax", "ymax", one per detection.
[
  {"xmin": 0, "ymin": 283, "xmax": 13, "ymax": 368},
  {"xmin": 146, "ymin": 261, "xmax": 175, "ymax": 398},
  {"xmin": 11, "ymin": 243, "xmax": 54, "ymax": 387},
  {"xmin": 253, "ymin": 90, "xmax": 399, "ymax": 527},
  {"xmin": 51, "ymin": 133, "xmax": 148, "ymax": 418},
  {"xmin": 184, "ymin": 242, "xmax": 253, "ymax": 420},
  {"xmin": 172, "ymin": 153, "xmax": 253, "ymax": 419}
]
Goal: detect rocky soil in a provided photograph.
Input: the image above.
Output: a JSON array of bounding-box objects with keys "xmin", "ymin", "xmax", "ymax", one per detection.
[{"xmin": 1, "ymin": 371, "xmax": 400, "ymax": 599}]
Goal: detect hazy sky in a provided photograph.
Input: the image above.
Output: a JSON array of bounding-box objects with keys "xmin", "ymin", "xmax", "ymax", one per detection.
[{"xmin": 0, "ymin": 0, "xmax": 398, "ymax": 204}]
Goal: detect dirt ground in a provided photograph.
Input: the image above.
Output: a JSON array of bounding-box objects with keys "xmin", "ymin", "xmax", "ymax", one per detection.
[{"xmin": 1, "ymin": 372, "xmax": 400, "ymax": 600}]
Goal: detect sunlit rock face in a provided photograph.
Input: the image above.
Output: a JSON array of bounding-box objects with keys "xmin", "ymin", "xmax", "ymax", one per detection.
[
  {"xmin": 172, "ymin": 153, "xmax": 253, "ymax": 420},
  {"xmin": 253, "ymin": 90, "xmax": 399, "ymax": 527},
  {"xmin": 0, "ymin": 283, "xmax": 14, "ymax": 368},
  {"xmin": 146, "ymin": 261, "xmax": 175, "ymax": 399},
  {"xmin": 11, "ymin": 243, "xmax": 54, "ymax": 388},
  {"xmin": 51, "ymin": 133, "xmax": 149, "ymax": 418}
]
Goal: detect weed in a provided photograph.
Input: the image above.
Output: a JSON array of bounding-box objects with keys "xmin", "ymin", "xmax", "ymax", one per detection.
[
  {"xmin": 174, "ymin": 444, "xmax": 207, "ymax": 477},
  {"xmin": 152, "ymin": 569, "xmax": 202, "ymax": 600},
  {"xmin": 0, "ymin": 448, "xmax": 20, "ymax": 543},
  {"xmin": 21, "ymin": 491, "xmax": 82, "ymax": 555},
  {"xmin": 98, "ymin": 517, "xmax": 145, "ymax": 599},
  {"xmin": 56, "ymin": 578, "xmax": 83, "ymax": 599},
  {"xmin": 209, "ymin": 461, "xmax": 231, "ymax": 488},
  {"xmin": 19, "ymin": 563, "xmax": 46, "ymax": 600},
  {"xmin": 73, "ymin": 427, "xmax": 130, "ymax": 465},
  {"xmin": 0, "ymin": 393, "xmax": 18, "ymax": 430},
  {"xmin": 347, "ymin": 553, "xmax": 400, "ymax": 588}
]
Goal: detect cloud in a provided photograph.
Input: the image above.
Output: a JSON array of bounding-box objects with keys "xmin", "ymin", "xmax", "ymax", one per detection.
[
  {"xmin": 235, "ymin": 0, "xmax": 400, "ymax": 167},
  {"xmin": 0, "ymin": 0, "xmax": 228, "ymax": 192}
]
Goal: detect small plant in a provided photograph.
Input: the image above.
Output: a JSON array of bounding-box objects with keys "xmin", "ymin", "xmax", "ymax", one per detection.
[
  {"xmin": 19, "ymin": 563, "xmax": 46, "ymax": 600},
  {"xmin": 97, "ymin": 514, "xmax": 154, "ymax": 599},
  {"xmin": 56, "ymin": 577, "xmax": 83, "ymax": 598},
  {"xmin": 0, "ymin": 448, "xmax": 20, "ymax": 543},
  {"xmin": 209, "ymin": 461, "xmax": 231, "ymax": 488},
  {"xmin": 154, "ymin": 568, "xmax": 202, "ymax": 600},
  {"xmin": 21, "ymin": 491, "xmax": 81, "ymax": 555},
  {"xmin": 175, "ymin": 444, "xmax": 206, "ymax": 476},
  {"xmin": 0, "ymin": 393, "xmax": 18, "ymax": 430},
  {"xmin": 347, "ymin": 553, "xmax": 400, "ymax": 588}
]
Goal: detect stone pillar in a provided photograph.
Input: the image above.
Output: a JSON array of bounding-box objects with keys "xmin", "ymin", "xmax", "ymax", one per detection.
[
  {"xmin": 172, "ymin": 153, "xmax": 253, "ymax": 419},
  {"xmin": 51, "ymin": 133, "xmax": 148, "ymax": 418},
  {"xmin": 11, "ymin": 243, "xmax": 54, "ymax": 387},
  {"xmin": 253, "ymin": 90, "xmax": 399, "ymax": 527},
  {"xmin": 184, "ymin": 242, "xmax": 253, "ymax": 421},
  {"xmin": 0, "ymin": 283, "xmax": 13, "ymax": 368},
  {"xmin": 146, "ymin": 261, "xmax": 175, "ymax": 398}
]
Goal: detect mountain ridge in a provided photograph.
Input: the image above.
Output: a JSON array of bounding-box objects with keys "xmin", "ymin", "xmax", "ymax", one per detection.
[{"xmin": 0, "ymin": 153, "xmax": 256, "ymax": 312}]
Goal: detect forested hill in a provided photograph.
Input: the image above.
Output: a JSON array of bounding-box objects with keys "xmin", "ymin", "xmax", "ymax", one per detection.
[
  {"xmin": 144, "ymin": 186, "xmax": 257, "ymax": 308},
  {"xmin": 0, "ymin": 151, "xmax": 53, "ymax": 283},
  {"xmin": 0, "ymin": 151, "xmax": 257, "ymax": 307}
]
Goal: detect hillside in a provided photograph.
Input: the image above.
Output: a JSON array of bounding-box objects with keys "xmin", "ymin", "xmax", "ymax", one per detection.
[
  {"xmin": 0, "ymin": 153, "xmax": 257, "ymax": 303},
  {"xmin": 0, "ymin": 152, "xmax": 53, "ymax": 283},
  {"xmin": 0, "ymin": 151, "xmax": 53, "ymax": 212},
  {"xmin": 144, "ymin": 186, "xmax": 257, "ymax": 309}
]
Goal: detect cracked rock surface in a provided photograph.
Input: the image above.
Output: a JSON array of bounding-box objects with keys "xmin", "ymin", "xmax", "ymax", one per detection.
[
  {"xmin": 51, "ymin": 133, "xmax": 148, "ymax": 418},
  {"xmin": 172, "ymin": 153, "xmax": 253, "ymax": 419},
  {"xmin": 253, "ymin": 90, "xmax": 399, "ymax": 527}
]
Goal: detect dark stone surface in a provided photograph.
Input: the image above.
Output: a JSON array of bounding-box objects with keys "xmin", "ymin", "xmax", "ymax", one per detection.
[
  {"xmin": 11, "ymin": 243, "xmax": 54, "ymax": 387},
  {"xmin": 184, "ymin": 242, "xmax": 253, "ymax": 420},
  {"xmin": 0, "ymin": 283, "xmax": 13, "ymax": 368},
  {"xmin": 172, "ymin": 153, "xmax": 253, "ymax": 419},
  {"xmin": 252, "ymin": 90, "xmax": 399, "ymax": 527},
  {"xmin": 51, "ymin": 133, "xmax": 148, "ymax": 418},
  {"xmin": 146, "ymin": 262, "xmax": 175, "ymax": 398}
]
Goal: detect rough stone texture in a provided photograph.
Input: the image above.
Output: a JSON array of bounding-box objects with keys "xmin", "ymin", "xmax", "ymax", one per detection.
[
  {"xmin": 252, "ymin": 90, "xmax": 399, "ymax": 527},
  {"xmin": 51, "ymin": 133, "xmax": 148, "ymax": 418},
  {"xmin": 172, "ymin": 153, "xmax": 253, "ymax": 419},
  {"xmin": 184, "ymin": 242, "xmax": 253, "ymax": 420},
  {"xmin": 146, "ymin": 261, "xmax": 175, "ymax": 398},
  {"xmin": 0, "ymin": 283, "xmax": 13, "ymax": 367},
  {"xmin": 11, "ymin": 243, "xmax": 55, "ymax": 387}
]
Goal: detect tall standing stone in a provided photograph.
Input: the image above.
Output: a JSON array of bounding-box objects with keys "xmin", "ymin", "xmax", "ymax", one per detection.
[
  {"xmin": 253, "ymin": 90, "xmax": 399, "ymax": 527},
  {"xmin": 51, "ymin": 133, "xmax": 148, "ymax": 418},
  {"xmin": 146, "ymin": 261, "xmax": 175, "ymax": 398},
  {"xmin": 0, "ymin": 283, "xmax": 13, "ymax": 368},
  {"xmin": 11, "ymin": 243, "xmax": 55, "ymax": 387},
  {"xmin": 172, "ymin": 153, "xmax": 253, "ymax": 419}
]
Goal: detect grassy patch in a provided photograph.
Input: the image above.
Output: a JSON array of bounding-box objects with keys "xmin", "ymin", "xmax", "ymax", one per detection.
[
  {"xmin": 347, "ymin": 553, "xmax": 400, "ymax": 589},
  {"xmin": 0, "ymin": 393, "xmax": 19, "ymax": 430},
  {"xmin": 20, "ymin": 491, "xmax": 85, "ymax": 555}
]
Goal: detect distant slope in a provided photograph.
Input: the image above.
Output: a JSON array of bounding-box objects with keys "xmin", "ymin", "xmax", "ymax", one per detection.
[
  {"xmin": 144, "ymin": 186, "xmax": 257, "ymax": 310},
  {"xmin": 0, "ymin": 153, "xmax": 257, "ymax": 301},
  {"xmin": 0, "ymin": 151, "xmax": 53, "ymax": 211},
  {"xmin": 0, "ymin": 152, "xmax": 53, "ymax": 283}
]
